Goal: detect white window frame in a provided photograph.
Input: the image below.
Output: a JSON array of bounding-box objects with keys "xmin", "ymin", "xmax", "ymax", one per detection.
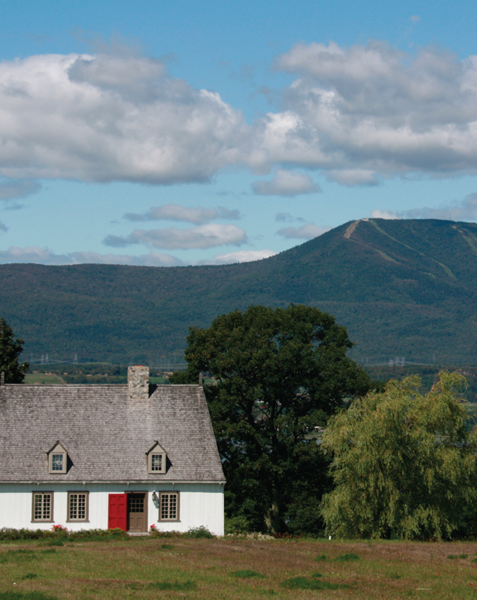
[
  {"xmin": 159, "ymin": 491, "xmax": 180, "ymax": 521},
  {"xmin": 67, "ymin": 491, "xmax": 89, "ymax": 522},
  {"xmin": 32, "ymin": 492, "xmax": 53, "ymax": 522},
  {"xmin": 146, "ymin": 442, "xmax": 167, "ymax": 474},
  {"xmin": 48, "ymin": 442, "xmax": 67, "ymax": 474}
]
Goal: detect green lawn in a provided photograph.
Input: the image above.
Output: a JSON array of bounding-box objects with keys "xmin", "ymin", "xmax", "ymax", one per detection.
[{"xmin": 1, "ymin": 537, "xmax": 477, "ymax": 599}]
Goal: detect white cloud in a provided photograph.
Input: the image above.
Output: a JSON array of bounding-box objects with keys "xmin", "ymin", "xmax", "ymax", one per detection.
[
  {"xmin": 327, "ymin": 170, "xmax": 379, "ymax": 186},
  {"xmin": 277, "ymin": 223, "xmax": 329, "ymax": 239},
  {"xmin": 374, "ymin": 192, "xmax": 477, "ymax": 221},
  {"xmin": 200, "ymin": 249, "xmax": 277, "ymax": 264},
  {"xmin": 0, "ymin": 179, "xmax": 41, "ymax": 200},
  {"xmin": 125, "ymin": 203, "xmax": 239, "ymax": 224},
  {"xmin": 410, "ymin": 15, "xmax": 421, "ymax": 23},
  {"xmin": 6, "ymin": 42, "xmax": 477, "ymax": 187},
  {"xmin": 0, "ymin": 246, "xmax": 184, "ymax": 266},
  {"xmin": 252, "ymin": 169, "xmax": 321, "ymax": 196},
  {"xmin": 104, "ymin": 223, "xmax": 247, "ymax": 250},
  {"xmin": 252, "ymin": 41, "xmax": 477, "ymax": 181},
  {"xmin": 403, "ymin": 193, "xmax": 477, "ymax": 220},
  {"xmin": 370, "ymin": 210, "xmax": 400, "ymax": 219},
  {"xmin": 0, "ymin": 221, "xmax": 8, "ymax": 232},
  {"xmin": 0, "ymin": 52, "xmax": 247, "ymax": 184}
]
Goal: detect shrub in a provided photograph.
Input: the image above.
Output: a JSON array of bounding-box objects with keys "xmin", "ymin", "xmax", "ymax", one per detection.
[
  {"xmin": 224, "ymin": 515, "xmax": 252, "ymax": 535},
  {"xmin": 0, "ymin": 593, "xmax": 57, "ymax": 600},
  {"xmin": 185, "ymin": 526, "xmax": 214, "ymax": 539}
]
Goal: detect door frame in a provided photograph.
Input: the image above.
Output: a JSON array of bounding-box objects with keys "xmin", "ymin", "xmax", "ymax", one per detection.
[{"xmin": 124, "ymin": 491, "xmax": 148, "ymax": 532}]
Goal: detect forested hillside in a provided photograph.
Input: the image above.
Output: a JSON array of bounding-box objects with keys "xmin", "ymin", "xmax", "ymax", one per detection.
[{"xmin": 1, "ymin": 218, "xmax": 477, "ymax": 364}]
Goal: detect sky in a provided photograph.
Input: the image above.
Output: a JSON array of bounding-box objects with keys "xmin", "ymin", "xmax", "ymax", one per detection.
[{"xmin": 2, "ymin": 0, "xmax": 477, "ymax": 266}]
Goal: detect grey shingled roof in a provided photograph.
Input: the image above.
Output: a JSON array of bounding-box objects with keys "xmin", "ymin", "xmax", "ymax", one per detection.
[{"xmin": 0, "ymin": 384, "xmax": 225, "ymax": 483}]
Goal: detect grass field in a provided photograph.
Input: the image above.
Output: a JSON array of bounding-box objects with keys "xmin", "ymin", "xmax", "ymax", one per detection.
[{"xmin": 2, "ymin": 537, "xmax": 477, "ymax": 599}]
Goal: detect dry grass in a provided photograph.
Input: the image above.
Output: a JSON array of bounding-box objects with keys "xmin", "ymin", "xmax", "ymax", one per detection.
[{"xmin": 1, "ymin": 537, "xmax": 477, "ymax": 599}]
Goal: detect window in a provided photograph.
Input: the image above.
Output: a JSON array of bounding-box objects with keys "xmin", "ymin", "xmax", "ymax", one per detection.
[
  {"xmin": 146, "ymin": 442, "xmax": 167, "ymax": 474},
  {"xmin": 159, "ymin": 492, "xmax": 179, "ymax": 521},
  {"xmin": 151, "ymin": 454, "xmax": 163, "ymax": 472},
  {"xmin": 47, "ymin": 442, "xmax": 67, "ymax": 474},
  {"xmin": 51, "ymin": 454, "xmax": 64, "ymax": 471},
  {"xmin": 67, "ymin": 492, "xmax": 89, "ymax": 522},
  {"xmin": 32, "ymin": 492, "xmax": 53, "ymax": 522}
]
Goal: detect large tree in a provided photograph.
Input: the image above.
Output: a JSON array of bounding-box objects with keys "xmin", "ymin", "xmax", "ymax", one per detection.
[
  {"xmin": 175, "ymin": 304, "xmax": 374, "ymax": 533},
  {"xmin": 321, "ymin": 372, "xmax": 477, "ymax": 540},
  {"xmin": 0, "ymin": 318, "xmax": 29, "ymax": 383}
]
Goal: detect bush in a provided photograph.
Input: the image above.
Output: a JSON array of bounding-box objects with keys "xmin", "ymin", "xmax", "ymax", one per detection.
[
  {"xmin": 224, "ymin": 515, "xmax": 251, "ymax": 535},
  {"xmin": 0, "ymin": 528, "xmax": 129, "ymax": 543},
  {"xmin": 0, "ymin": 593, "xmax": 57, "ymax": 600},
  {"xmin": 185, "ymin": 526, "xmax": 214, "ymax": 539},
  {"xmin": 0, "ymin": 529, "xmax": 53, "ymax": 541}
]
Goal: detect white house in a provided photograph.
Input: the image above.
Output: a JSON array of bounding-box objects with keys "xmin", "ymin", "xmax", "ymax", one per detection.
[{"xmin": 0, "ymin": 366, "xmax": 225, "ymax": 535}]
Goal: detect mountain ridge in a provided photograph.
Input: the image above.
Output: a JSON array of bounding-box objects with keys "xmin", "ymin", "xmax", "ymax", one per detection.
[{"xmin": 1, "ymin": 218, "xmax": 476, "ymax": 364}]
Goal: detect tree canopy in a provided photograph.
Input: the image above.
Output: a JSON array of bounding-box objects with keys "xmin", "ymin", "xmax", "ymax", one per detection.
[
  {"xmin": 0, "ymin": 318, "xmax": 29, "ymax": 383},
  {"xmin": 176, "ymin": 304, "xmax": 375, "ymax": 533},
  {"xmin": 321, "ymin": 371, "xmax": 477, "ymax": 540}
]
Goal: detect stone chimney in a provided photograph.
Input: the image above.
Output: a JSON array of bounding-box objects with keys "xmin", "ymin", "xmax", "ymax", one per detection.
[{"xmin": 128, "ymin": 366, "xmax": 149, "ymax": 402}]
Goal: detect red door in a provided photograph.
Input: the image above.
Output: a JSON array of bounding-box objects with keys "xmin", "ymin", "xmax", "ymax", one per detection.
[{"xmin": 108, "ymin": 494, "xmax": 127, "ymax": 531}]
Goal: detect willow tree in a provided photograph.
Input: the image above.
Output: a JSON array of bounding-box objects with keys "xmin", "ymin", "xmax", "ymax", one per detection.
[
  {"xmin": 175, "ymin": 304, "xmax": 374, "ymax": 533},
  {"xmin": 321, "ymin": 372, "xmax": 477, "ymax": 540}
]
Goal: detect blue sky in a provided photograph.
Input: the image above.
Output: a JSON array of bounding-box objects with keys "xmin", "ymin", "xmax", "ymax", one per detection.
[{"xmin": 1, "ymin": 0, "xmax": 477, "ymax": 266}]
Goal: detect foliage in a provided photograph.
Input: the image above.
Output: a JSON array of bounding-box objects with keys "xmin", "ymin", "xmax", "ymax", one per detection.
[
  {"xmin": 321, "ymin": 371, "xmax": 477, "ymax": 540},
  {"xmin": 0, "ymin": 594, "xmax": 57, "ymax": 600},
  {"xmin": 185, "ymin": 526, "xmax": 214, "ymax": 539},
  {"xmin": 180, "ymin": 304, "xmax": 374, "ymax": 533},
  {"xmin": 4, "ymin": 219, "xmax": 477, "ymax": 365},
  {"xmin": 0, "ymin": 318, "xmax": 28, "ymax": 383},
  {"xmin": 0, "ymin": 527, "xmax": 129, "ymax": 542},
  {"xmin": 224, "ymin": 515, "xmax": 252, "ymax": 534}
]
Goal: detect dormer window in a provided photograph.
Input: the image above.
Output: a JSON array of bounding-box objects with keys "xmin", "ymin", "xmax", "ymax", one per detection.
[
  {"xmin": 146, "ymin": 442, "xmax": 167, "ymax": 474},
  {"xmin": 47, "ymin": 442, "xmax": 67, "ymax": 474}
]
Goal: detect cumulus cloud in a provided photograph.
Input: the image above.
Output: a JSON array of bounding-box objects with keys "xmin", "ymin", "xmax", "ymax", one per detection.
[
  {"xmin": 0, "ymin": 246, "xmax": 184, "ymax": 266},
  {"xmin": 199, "ymin": 249, "xmax": 277, "ymax": 264},
  {"xmin": 125, "ymin": 203, "xmax": 239, "ymax": 224},
  {"xmin": 252, "ymin": 169, "xmax": 321, "ymax": 196},
  {"xmin": 0, "ymin": 52, "xmax": 247, "ymax": 184},
  {"xmin": 0, "ymin": 179, "xmax": 41, "ymax": 200},
  {"xmin": 277, "ymin": 223, "xmax": 329, "ymax": 239},
  {"xmin": 104, "ymin": 223, "xmax": 247, "ymax": 250},
  {"xmin": 250, "ymin": 41, "xmax": 477, "ymax": 181},
  {"xmin": 6, "ymin": 42, "xmax": 477, "ymax": 187}
]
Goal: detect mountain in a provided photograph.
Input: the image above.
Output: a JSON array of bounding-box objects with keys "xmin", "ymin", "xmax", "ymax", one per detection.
[{"xmin": 1, "ymin": 218, "xmax": 477, "ymax": 365}]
